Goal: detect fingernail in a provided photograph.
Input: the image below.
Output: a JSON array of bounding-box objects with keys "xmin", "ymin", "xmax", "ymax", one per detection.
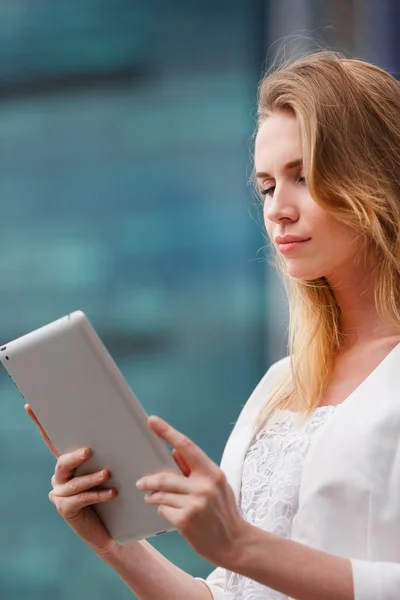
[
  {"xmin": 80, "ymin": 449, "xmax": 87, "ymax": 459},
  {"xmin": 136, "ymin": 479, "xmax": 144, "ymax": 489}
]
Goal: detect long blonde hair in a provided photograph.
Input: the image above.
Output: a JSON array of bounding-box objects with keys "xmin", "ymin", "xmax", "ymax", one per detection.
[{"xmin": 255, "ymin": 50, "xmax": 400, "ymax": 427}]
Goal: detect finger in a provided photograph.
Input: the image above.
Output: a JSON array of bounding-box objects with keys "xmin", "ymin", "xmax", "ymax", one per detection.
[
  {"xmin": 148, "ymin": 416, "xmax": 217, "ymax": 474},
  {"xmin": 52, "ymin": 469, "xmax": 109, "ymax": 497},
  {"xmin": 54, "ymin": 448, "xmax": 91, "ymax": 486},
  {"xmin": 136, "ymin": 471, "xmax": 191, "ymax": 494},
  {"xmin": 156, "ymin": 504, "xmax": 183, "ymax": 527},
  {"xmin": 156, "ymin": 504, "xmax": 203, "ymax": 535},
  {"xmin": 145, "ymin": 491, "xmax": 187, "ymax": 509},
  {"xmin": 25, "ymin": 404, "xmax": 59, "ymax": 458},
  {"xmin": 50, "ymin": 488, "xmax": 116, "ymax": 515},
  {"xmin": 172, "ymin": 449, "xmax": 191, "ymax": 477}
]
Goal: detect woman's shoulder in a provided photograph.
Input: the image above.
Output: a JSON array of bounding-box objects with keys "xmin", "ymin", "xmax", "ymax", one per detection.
[
  {"xmin": 234, "ymin": 355, "xmax": 291, "ymax": 422},
  {"xmin": 267, "ymin": 354, "xmax": 291, "ymax": 376},
  {"xmin": 256, "ymin": 354, "xmax": 291, "ymax": 393}
]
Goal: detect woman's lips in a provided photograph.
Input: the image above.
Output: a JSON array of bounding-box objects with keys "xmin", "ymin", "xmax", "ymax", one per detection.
[{"xmin": 277, "ymin": 238, "xmax": 311, "ymax": 254}]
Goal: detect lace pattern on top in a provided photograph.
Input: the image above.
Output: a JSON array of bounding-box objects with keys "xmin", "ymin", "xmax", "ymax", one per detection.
[{"xmin": 224, "ymin": 406, "xmax": 338, "ymax": 600}]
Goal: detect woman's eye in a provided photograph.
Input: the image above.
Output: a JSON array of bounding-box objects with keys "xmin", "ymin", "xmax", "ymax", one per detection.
[
  {"xmin": 261, "ymin": 177, "xmax": 305, "ymax": 197},
  {"xmin": 261, "ymin": 186, "xmax": 275, "ymax": 197}
]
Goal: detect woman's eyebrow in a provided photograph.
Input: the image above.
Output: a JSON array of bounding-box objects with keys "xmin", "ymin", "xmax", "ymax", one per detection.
[{"xmin": 256, "ymin": 158, "xmax": 303, "ymax": 178}]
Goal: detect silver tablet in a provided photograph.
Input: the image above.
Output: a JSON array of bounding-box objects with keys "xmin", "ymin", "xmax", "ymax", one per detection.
[{"xmin": 1, "ymin": 310, "xmax": 180, "ymax": 544}]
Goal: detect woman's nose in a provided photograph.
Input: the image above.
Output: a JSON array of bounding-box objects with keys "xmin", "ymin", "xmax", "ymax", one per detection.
[{"xmin": 265, "ymin": 185, "xmax": 299, "ymax": 224}]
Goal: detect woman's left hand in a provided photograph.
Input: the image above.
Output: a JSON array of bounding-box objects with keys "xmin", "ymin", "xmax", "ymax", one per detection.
[{"xmin": 136, "ymin": 415, "xmax": 248, "ymax": 568}]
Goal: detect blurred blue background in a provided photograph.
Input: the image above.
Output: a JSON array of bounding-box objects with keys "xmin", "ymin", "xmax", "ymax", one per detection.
[{"xmin": 0, "ymin": 1, "xmax": 398, "ymax": 598}]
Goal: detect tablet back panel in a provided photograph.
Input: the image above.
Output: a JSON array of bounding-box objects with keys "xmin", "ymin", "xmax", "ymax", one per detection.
[{"xmin": 1, "ymin": 311, "xmax": 179, "ymax": 543}]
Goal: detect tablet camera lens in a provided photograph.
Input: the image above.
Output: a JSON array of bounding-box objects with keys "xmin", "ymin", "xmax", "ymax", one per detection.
[{"xmin": 1, "ymin": 346, "xmax": 6, "ymax": 351}]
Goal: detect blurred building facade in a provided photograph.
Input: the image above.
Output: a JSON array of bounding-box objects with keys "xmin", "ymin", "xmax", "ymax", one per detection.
[
  {"xmin": 0, "ymin": 1, "xmax": 398, "ymax": 599},
  {"xmin": 0, "ymin": 2, "xmax": 269, "ymax": 598}
]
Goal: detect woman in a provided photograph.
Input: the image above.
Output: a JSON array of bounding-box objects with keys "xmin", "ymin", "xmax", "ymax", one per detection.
[{"xmin": 27, "ymin": 51, "xmax": 400, "ymax": 600}]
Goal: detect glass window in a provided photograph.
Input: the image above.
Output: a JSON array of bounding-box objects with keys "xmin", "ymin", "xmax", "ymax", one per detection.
[{"xmin": 0, "ymin": 2, "xmax": 269, "ymax": 598}]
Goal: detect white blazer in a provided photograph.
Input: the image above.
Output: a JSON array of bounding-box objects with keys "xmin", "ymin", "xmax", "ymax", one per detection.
[{"xmin": 197, "ymin": 345, "xmax": 400, "ymax": 600}]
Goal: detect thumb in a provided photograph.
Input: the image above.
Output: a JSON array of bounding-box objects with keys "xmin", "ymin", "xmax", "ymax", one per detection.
[
  {"xmin": 25, "ymin": 404, "xmax": 59, "ymax": 458},
  {"xmin": 172, "ymin": 449, "xmax": 191, "ymax": 476}
]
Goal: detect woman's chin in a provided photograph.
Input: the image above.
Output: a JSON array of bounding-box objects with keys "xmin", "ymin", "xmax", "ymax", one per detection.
[{"xmin": 286, "ymin": 263, "xmax": 325, "ymax": 282}]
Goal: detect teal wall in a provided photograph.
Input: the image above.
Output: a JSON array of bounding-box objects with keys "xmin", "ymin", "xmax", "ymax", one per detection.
[{"xmin": 0, "ymin": 2, "xmax": 270, "ymax": 598}]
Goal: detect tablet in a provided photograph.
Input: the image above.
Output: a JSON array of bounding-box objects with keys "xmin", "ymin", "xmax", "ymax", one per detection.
[{"xmin": 0, "ymin": 310, "xmax": 180, "ymax": 544}]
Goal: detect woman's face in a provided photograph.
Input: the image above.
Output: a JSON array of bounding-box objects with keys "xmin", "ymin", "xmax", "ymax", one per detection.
[{"xmin": 255, "ymin": 111, "xmax": 365, "ymax": 283}]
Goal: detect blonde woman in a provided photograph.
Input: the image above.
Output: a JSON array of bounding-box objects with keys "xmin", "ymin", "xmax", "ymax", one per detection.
[{"xmin": 27, "ymin": 52, "xmax": 400, "ymax": 600}]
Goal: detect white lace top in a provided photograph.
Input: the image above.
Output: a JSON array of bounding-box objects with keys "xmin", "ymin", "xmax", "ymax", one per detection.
[{"xmin": 224, "ymin": 405, "xmax": 339, "ymax": 600}]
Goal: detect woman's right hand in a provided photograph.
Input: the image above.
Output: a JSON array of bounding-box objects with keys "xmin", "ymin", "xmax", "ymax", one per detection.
[{"xmin": 25, "ymin": 404, "xmax": 117, "ymax": 557}]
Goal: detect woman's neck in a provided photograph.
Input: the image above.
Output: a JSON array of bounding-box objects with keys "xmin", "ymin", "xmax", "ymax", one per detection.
[{"xmin": 328, "ymin": 266, "xmax": 400, "ymax": 351}]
